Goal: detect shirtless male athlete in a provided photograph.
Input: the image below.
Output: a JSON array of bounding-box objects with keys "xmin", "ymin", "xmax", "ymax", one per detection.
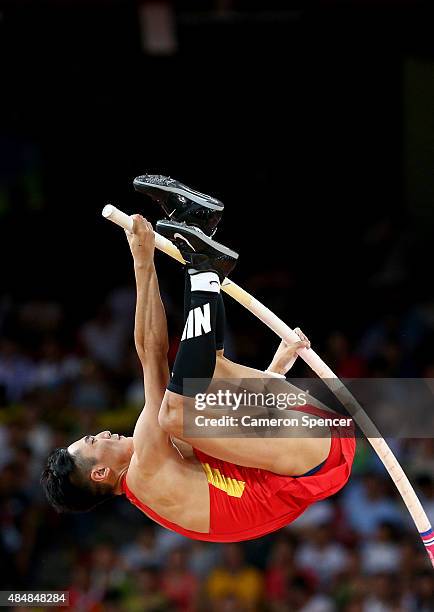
[{"xmin": 42, "ymin": 176, "xmax": 355, "ymax": 542}]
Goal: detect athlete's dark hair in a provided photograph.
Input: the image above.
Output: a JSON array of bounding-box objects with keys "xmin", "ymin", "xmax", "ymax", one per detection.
[{"xmin": 41, "ymin": 448, "xmax": 115, "ymax": 513}]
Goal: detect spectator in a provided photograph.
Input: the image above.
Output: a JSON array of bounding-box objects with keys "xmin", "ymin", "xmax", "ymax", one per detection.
[
  {"xmin": 120, "ymin": 525, "xmax": 161, "ymax": 571},
  {"xmin": 412, "ymin": 570, "xmax": 434, "ymax": 612},
  {"xmin": 17, "ymin": 393, "xmax": 54, "ymax": 481},
  {"xmin": 100, "ymin": 587, "xmax": 129, "ymax": 612},
  {"xmin": 284, "ymin": 575, "xmax": 335, "ymax": 612},
  {"xmin": 67, "ymin": 564, "xmax": 101, "ymax": 612},
  {"xmin": 414, "ymin": 474, "xmax": 434, "ymax": 527},
  {"xmin": 265, "ymin": 534, "xmax": 315, "ymax": 607},
  {"xmin": 188, "ymin": 541, "xmax": 221, "ymax": 580},
  {"xmin": 408, "ymin": 440, "xmax": 434, "ymax": 480},
  {"xmin": 292, "ymin": 500, "xmax": 336, "ymax": 531},
  {"xmin": 206, "ymin": 544, "xmax": 264, "ymax": 611},
  {"xmin": 360, "ymin": 522, "xmax": 402, "ymax": 574},
  {"xmin": 70, "ymin": 361, "xmax": 112, "ymax": 411},
  {"xmin": 89, "ymin": 543, "xmax": 125, "ymax": 596},
  {"xmin": 325, "ymin": 332, "xmax": 367, "ymax": 378},
  {"xmin": 363, "ymin": 573, "xmax": 408, "ymax": 611},
  {"xmin": 295, "ymin": 523, "xmax": 349, "ymax": 587},
  {"xmin": 342, "ymin": 475, "xmax": 404, "ymax": 536},
  {"xmin": 79, "ymin": 305, "xmax": 128, "ymax": 372},
  {"xmin": 125, "ymin": 565, "xmax": 170, "ymax": 612},
  {"xmin": 32, "ymin": 338, "xmax": 81, "ymax": 390},
  {"xmin": 0, "ymin": 339, "xmax": 35, "ymax": 402},
  {"xmin": 160, "ymin": 546, "xmax": 199, "ymax": 611}
]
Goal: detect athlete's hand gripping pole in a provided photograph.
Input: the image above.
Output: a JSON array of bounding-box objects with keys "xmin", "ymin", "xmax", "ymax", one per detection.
[{"xmin": 102, "ymin": 203, "xmax": 434, "ymax": 568}]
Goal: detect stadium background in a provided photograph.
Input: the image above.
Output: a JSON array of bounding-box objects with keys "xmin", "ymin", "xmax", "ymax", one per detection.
[{"xmin": 1, "ymin": 1, "xmax": 434, "ymax": 610}]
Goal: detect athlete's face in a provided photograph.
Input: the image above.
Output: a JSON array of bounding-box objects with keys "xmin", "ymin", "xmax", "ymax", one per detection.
[{"xmin": 68, "ymin": 431, "xmax": 134, "ymax": 486}]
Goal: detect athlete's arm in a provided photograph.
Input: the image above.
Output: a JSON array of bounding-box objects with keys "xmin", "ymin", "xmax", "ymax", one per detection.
[
  {"xmin": 267, "ymin": 327, "xmax": 310, "ymax": 375},
  {"xmin": 125, "ymin": 216, "xmax": 171, "ymax": 460}
]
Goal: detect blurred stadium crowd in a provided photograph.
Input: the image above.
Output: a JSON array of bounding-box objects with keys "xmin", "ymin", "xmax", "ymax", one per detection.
[
  {"xmin": 2, "ymin": 1, "xmax": 434, "ymax": 610},
  {"xmin": 1, "ymin": 264, "xmax": 434, "ymax": 611}
]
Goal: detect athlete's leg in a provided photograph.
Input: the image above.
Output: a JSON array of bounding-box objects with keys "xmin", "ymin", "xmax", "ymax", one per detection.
[
  {"xmin": 167, "ymin": 270, "xmax": 220, "ymax": 397},
  {"xmin": 158, "ymin": 222, "xmax": 331, "ymax": 476},
  {"xmin": 158, "ymin": 220, "xmax": 239, "ymax": 439},
  {"xmin": 183, "ymin": 268, "xmax": 225, "ymax": 354},
  {"xmin": 160, "ymin": 278, "xmax": 331, "ymax": 476},
  {"xmin": 161, "ymin": 386, "xmax": 331, "ymax": 476},
  {"xmin": 214, "ymin": 355, "xmax": 333, "ymax": 412}
]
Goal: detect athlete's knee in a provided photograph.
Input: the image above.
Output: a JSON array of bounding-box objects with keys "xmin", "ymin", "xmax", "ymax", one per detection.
[{"xmin": 158, "ymin": 391, "xmax": 184, "ymax": 434}]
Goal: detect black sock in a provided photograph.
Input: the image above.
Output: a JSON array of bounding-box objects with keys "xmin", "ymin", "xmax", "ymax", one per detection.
[
  {"xmin": 183, "ymin": 269, "xmax": 225, "ymax": 351},
  {"xmin": 169, "ymin": 271, "xmax": 221, "ymax": 397},
  {"xmin": 216, "ymin": 294, "xmax": 225, "ymax": 351}
]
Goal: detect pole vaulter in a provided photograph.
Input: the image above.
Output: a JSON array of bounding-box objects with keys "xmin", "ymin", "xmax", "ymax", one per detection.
[{"xmin": 102, "ymin": 202, "xmax": 434, "ymax": 568}]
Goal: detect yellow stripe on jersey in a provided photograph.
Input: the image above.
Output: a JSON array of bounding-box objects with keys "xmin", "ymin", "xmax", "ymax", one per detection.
[{"xmin": 201, "ymin": 462, "xmax": 246, "ymax": 498}]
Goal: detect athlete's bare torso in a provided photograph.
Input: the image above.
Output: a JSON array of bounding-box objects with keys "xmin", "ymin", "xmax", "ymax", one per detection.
[{"xmin": 126, "ymin": 440, "xmax": 211, "ymax": 532}]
